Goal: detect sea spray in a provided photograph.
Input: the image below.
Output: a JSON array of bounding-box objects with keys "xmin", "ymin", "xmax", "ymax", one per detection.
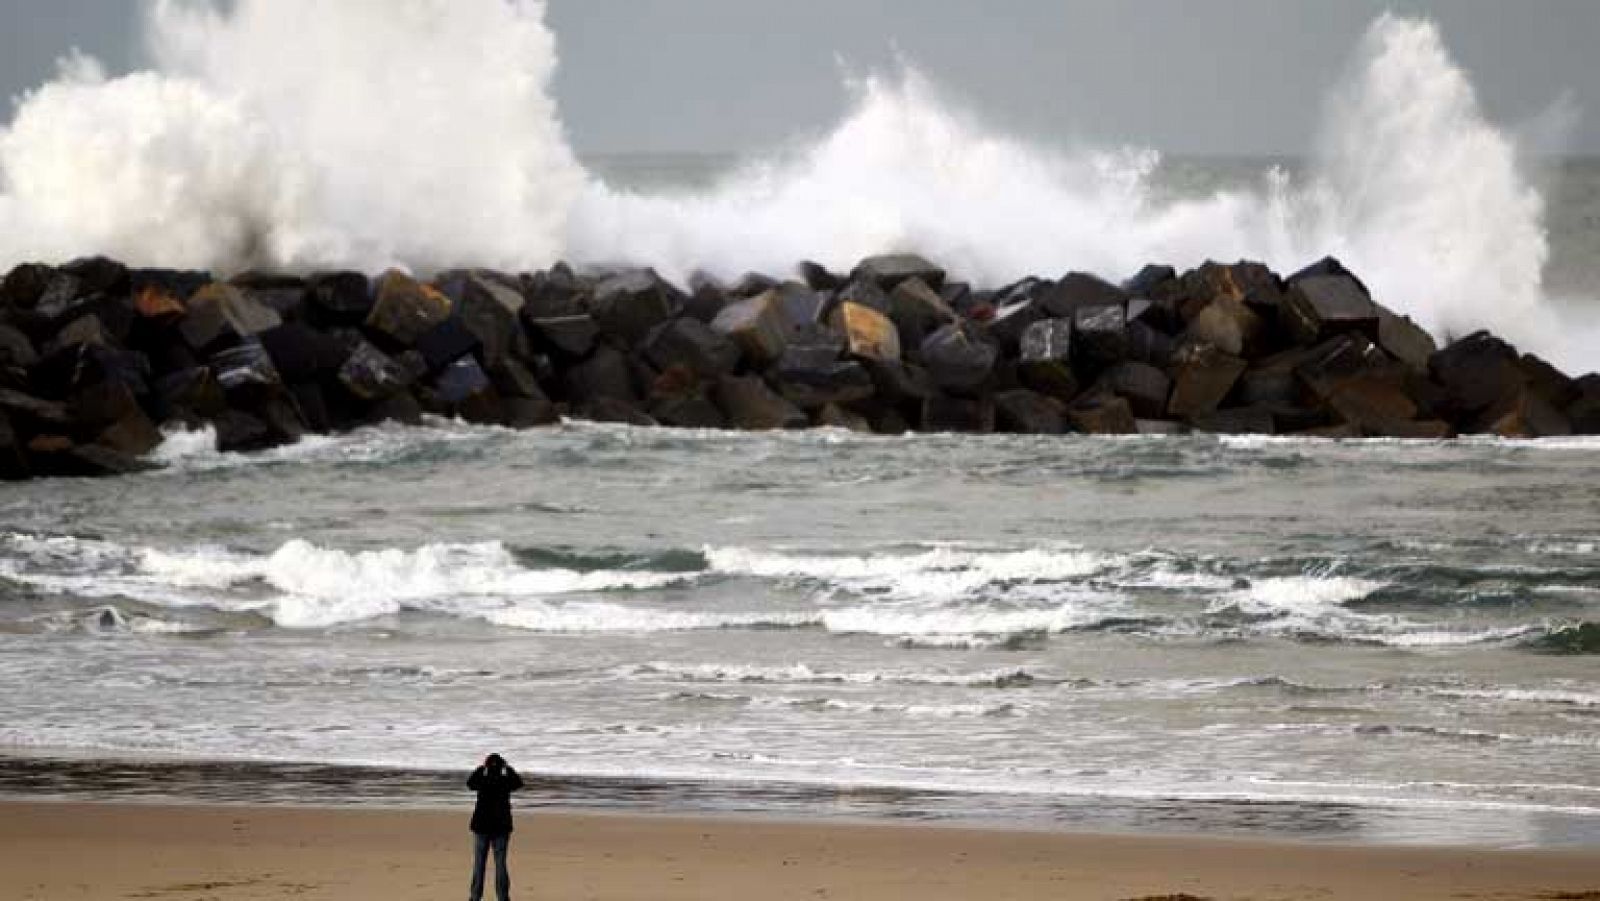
[{"xmin": 0, "ymin": 4, "xmax": 1592, "ymax": 369}]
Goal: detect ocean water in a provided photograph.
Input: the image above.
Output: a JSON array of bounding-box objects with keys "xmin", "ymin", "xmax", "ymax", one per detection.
[{"xmin": 2, "ymin": 424, "xmax": 1598, "ymax": 847}]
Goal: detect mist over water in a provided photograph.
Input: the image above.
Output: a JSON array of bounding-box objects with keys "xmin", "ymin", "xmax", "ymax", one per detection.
[{"xmin": 0, "ymin": 1, "xmax": 1593, "ymax": 371}]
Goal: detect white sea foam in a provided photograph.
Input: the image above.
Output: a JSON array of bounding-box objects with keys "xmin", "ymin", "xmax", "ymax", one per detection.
[
  {"xmin": 1214, "ymin": 575, "xmax": 1386, "ymax": 619},
  {"xmin": 0, "ymin": 6, "xmax": 1592, "ymax": 369}
]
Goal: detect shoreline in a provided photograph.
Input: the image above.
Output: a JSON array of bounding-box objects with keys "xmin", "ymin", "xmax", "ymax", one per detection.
[
  {"xmin": 3, "ymin": 799, "xmax": 1597, "ymax": 901},
  {"xmin": 4, "ymin": 750, "xmax": 1598, "ymax": 850}
]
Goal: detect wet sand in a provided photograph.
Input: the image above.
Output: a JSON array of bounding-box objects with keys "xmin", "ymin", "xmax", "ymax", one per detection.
[{"xmin": 2, "ymin": 800, "xmax": 1597, "ymax": 901}]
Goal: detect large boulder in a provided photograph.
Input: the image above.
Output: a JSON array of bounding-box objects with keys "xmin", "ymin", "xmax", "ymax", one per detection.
[
  {"xmin": 922, "ymin": 394, "xmax": 995, "ymax": 433},
  {"xmin": 565, "ymin": 345, "xmax": 639, "ymax": 405},
  {"xmin": 521, "ymin": 263, "xmax": 589, "ymax": 319},
  {"xmin": 1476, "ymin": 385, "xmax": 1572, "ymax": 438},
  {"xmin": 1041, "ymin": 272, "xmax": 1128, "ymax": 318},
  {"xmin": 1067, "ymin": 395, "xmax": 1138, "ymax": 435},
  {"xmin": 1100, "ymin": 361, "xmax": 1171, "ymax": 419},
  {"xmin": 1018, "ymin": 318, "xmax": 1078, "ymax": 401},
  {"xmin": 415, "ymin": 316, "xmax": 482, "ymax": 373},
  {"xmin": 864, "ymin": 359, "xmax": 934, "ymax": 407},
  {"xmin": 305, "ymin": 271, "xmax": 373, "ymax": 327},
  {"xmin": 644, "ymin": 317, "xmax": 742, "ymax": 378},
  {"xmin": 590, "ymin": 269, "xmax": 682, "ymax": 345},
  {"xmin": 1192, "ymin": 406, "xmax": 1276, "ymax": 435},
  {"xmin": 888, "ymin": 277, "xmax": 958, "ymax": 353},
  {"xmin": 1072, "ymin": 304, "xmax": 1129, "ymax": 370},
  {"xmin": 773, "ymin": 356, "xmax": 875, "ymax": 409},
  {"xmin": 920, "ymin": 322, "xmax": 996, "ymax": 394},
  {"xmin": 524, "ymin": 313, "xmax": 598, "ymax": 361},
  {"xmin": 230, "ymin": 272, "xmax": 308, "ymax": 319},
  {"xmin": 366, "ymin": 270, "xmax": 452, "ymax": 347},
  {"xmin": 1567, "ymin": 375, "xmax": 1600, "ymax": 435},
  {"xmin": 209, "ymin": 341, "xmax": 283, "ymax": 406},
  {"xmin": 799, "ymin": 260, "xmax": 845, "ymax": 291},
  {"xmin": 258, "ymin": 322, "xmax": 351, "ymax": 384},
  {"xmin": 985, "ymin": 296, "xmax": 1049, "ymax": 355},
  {"xmin": 1428, "ymin": 331, "xmax": 1526, "ymax": 416},
  {"xmin": 713, "ymin": 375, "xmax": 807, "ymax": 430},
  {"xmin": 1123, "ymin": 264, "xmax": 1177, "ymax": 298},
  {"xmin": 1281, "ymin": 274, "xmax": 1379, "ymax": 346},
  {"xmin": 179, "ymin": 283, "xmax": 282, "ymax": 351},
  {"xmin": 338, "ymin": 341, "xmax": 415, "ymax": 402},
  {"xmin": 452, "ymin": 271, "xmax": 526, "ymax": 369},
  {"xmin": 152, "ymin": 368, "xmax": 227, "ymax": 423},
  {"xmin": 1167, "ymin": 341, "xmax": 1247, "ymax": 420},
  {"xmin": 711, "ymin": 292, "xmax": 788, "ymax": 366},
  {"xmin": 830, "ymin": 301, "xmax": 901, "ymax": 363},
  {"xmin": 1185, "ymin": 296, "xmax": 1264, "ymax": 358},
  {"xmin": 1375, "ymin": 307, "xmax": 1437, "ymax": 372},
  {"xmin": 994, "ymin": 389, "xmax": 1066, "ymax": 434},
  {"xmin": 431, "ymin": 357, "xmax": 503, "ymax": 425},
  {"xmin": 852, "ymin": 254, "xmax": 945, "ymax": 292}
]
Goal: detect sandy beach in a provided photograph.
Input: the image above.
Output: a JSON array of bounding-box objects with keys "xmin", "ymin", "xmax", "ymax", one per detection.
[{"xmin": 2, "ymin": 801, "xmax": 1596, "ymax": 901}]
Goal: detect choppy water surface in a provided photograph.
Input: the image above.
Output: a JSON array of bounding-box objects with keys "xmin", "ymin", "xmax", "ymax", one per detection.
[{"xmin": 2, "ymin": 423, "xmax": 1597, "ymax": 847}]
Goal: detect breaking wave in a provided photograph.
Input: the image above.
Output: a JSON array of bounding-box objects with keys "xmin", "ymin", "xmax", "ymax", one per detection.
[{"xmin": 0, "ymin": 4, "xmax": 1592, "ymax": 368}]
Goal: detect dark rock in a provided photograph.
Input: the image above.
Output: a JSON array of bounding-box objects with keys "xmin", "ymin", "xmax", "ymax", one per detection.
[
  {"xmin": 985, "ymin": 297, "xmax": 1048, "ymax": 355},
  {"xmin": 522, "ymin": 264, "xmax": 588, "ymax": 319},
  {"xmin": 729, "ymin": 272, "xmax": 778, "ymax": 298},
  {"xmin": 888, "ymin": 277, "xmax": 958, "ymax": 353},
  {"xmin": 1071, "ymin": 304, "xmax": 1128, "ymax": 369},
  {"xmin": 306, "ymin": 271, "xmax": 374, "ymax": 327},
  {"xmin": 94, "ymin": 408, "xmax": 163, "ymax": 457},
  {"xmin": 1288, "ymin": 256, "xmax": 1370, "ymax": 292},
  {"xmin": 1041, "ymin": 272, "xmax": 1128, "ymax": 318},
  {"xmin": 1067, "ymin": 395, "xmax": 1137, "ymax": 435},
  {"xmin": 813, "ymin": 403, "xmax": 872, "ymax": 433},
  {"xmin": 1, "ymin": 263, "xmax": 53, "ymax": 310},
  {"xmin": 30, "ymin": 440, "xmax": 152, "ymax": 478},
  {"xmin": 994, "ymin": 389, "xmax": 1066, "ymax": 434},
  {"xmin": 209, "ymin": 340, "xmax": 283, "ymax": 405},
  {"xmin": 1233, "ymin": 365, "xmax": 1300, "ymax": 407},
  {"xmin": 1281, "ymin": 274, "xmax": 1378, "ymax": 345},
  {"xmin": 433, "ymin": 357, "xmax": 503, "ymax": 425},
  {"xmin": 1384, "ymin": 419, "xmax": 1454, "ymax": 440},
  {"xmin": 1167, "ymin": 341, "xmax": 1247, "ymax": 420},
  {"xmin": 591, "ymin": 269, "xmax": 682, "ymax": 344},
  {"xmin": 920, "ymin": 322, "xmax": 996, "ymax": 394},
  {"xmin": 0, "ymin": 387, "xmax": 70, "ymax": 430},
  {"xmin": 825, "ymin": 277, "xmax": 891, "ymax": 318},
  {"xmin": 852, "ymin": 254, "xmax": 945, "ymax": 292},
  {"xmin": 648, "ymin": 388, "xmax": 726, "ymax": 430},
  {"xmin": 503, "ymin": 394, "xmax": 559, "ymax": 429},
  {"xmin": 415, "ymin": 316, "xmax": 481, "ymax": 373},
  {"xmin": 714, "ymin": 375, "xmax": 807, "ymax": 430},
  {"xmin": 130, "ymin": 269, "xmax": 207, "ymax": 319},
  {"xmin": 259, "ymin": 322, "xmax": 350, "ymax": 383},
  {"xmin": 864, "ymin": 359, "xmax": 934, "ymax": 407},
  {"xmin": 230, "ymin": 273, "xmax": 308, "ymax": 319},
  {"xmin": 362, "ymin": 392, "xmax": 426, "ymax": 427},
  {"xmin": 454, "ymin": 271, "xmax": 525, "ymax": 369},
  {"xmin": 711, "ymin": 292, "xmax": 788, "ymax": 366},
  {"xmin": 1518, "ymin": 354, "xmax": 1579, "ymax": 410},
  {"xmin": 1192, "ymin": 406, "xmax": 1276, "ymax": 435},
  {"xmin": 1177, "ymin": 261, "xmax": 1278, "ymax": 320},
  {"xmin": 799, "ymin": 260, "xmax": 845, "ymax": 291},
  {"xmin": 1294, "ymin": 334, "xmax": 1389, "ymax": 400},
  {"xmin": 1428, "ymin": 331, "xmax": 1526, "ymax": 416},
  {"xmin": 288, "ymin": 381, "xmax": 333, "ymax": 433},
  {"xmin": 42, "ymin": 314, "xmax": 108, "ymax": 357},
  {"xmin": 1477, "ymin": 385, "xmax": 1572, "ymax": 438},
  {"xmin": 1324, "ymin": 371, "xmax": 1421, "ymax": 434},
  {"xmin": 338, "ymin": 341, "xmax": 414, "ymax": 401},
  {"xmin": 1375, "ymin": 307, "xmax": 1437, "ymax": 371},
  {"xmin": 1185, "ymin": 297, "xmax": 1264, "ymax": 358},
  {"xmin": 0, "ymin": 412, "xmax": 28, "ymax": 480},
  {"xmin": 771, "ymin": 284, "xmax": 826, "ymax": 336},
  {"xmin": 0, "ymin": 323, "xmax": 38, "ymax": 371},
  {"xmin": 644, "ymin": 317, "xmax": 742, "ymax": 378},
  {"xmin": 565, "ymin": 345, "xmax": 638, "ymax": 404},
  {"xmin": 1123, "ymin": 264, "xmax": 1177, "ymax": 298},
  {"xmin": 1570, "ymin": 376, "xmax": 1600, "ymax": 435},
  {"xmin": 365, "ymin": 270, "xmax": 452, "ymax": 347},
  {"xmin": 487, "ymin": 357, "xmax": 546, "ymax": 400},
  {"xmin": 922, "ymin": 394, "xmax": 995, "ymax": 433},
  {"xmin": 774, "ymin": 357, "xmax": 875, "ymax": 409},
  {"xmin": 525, "ymin": 314, "xmax": 598, "ymax": 361},
  {"xmin": 1126, "ymin": 320, "xmax": 1178, "ymax": 369},
  {"xmin": 180, "ymin": 283, "xmax": 283, "ymax": 351},
  {"xmin": 68, "ymin": 379, "xmax": 144, "ymax": 434},
  {"xmin": 61, "ymin": 256, "xmax": 130, "ymax": 297},
  {"xmin": 940, "ymin": 282, "xmax": 975, "ymax": 316},
  {"xmin": 153, "ymin": 368, "xmax": 227, "ymax": 422},
  {"xmin": 576, "ymin": 397, "xmax": 657, "ymax": 427},
  {"xmin": 1100, "ymin": 361, "xmax": 1171, "ymax": 419},
  {"xmin": 1018, "ymin": 319, "xmax": 1078, "ymax": 401},
  {"xmin": 682, "ymin": 279, "xmax": 730, "ymax": 324},
  {"xmin": 211, "ymin": 410, "xmax": 276, "ymax": 453},
  {"xmin": 831, "ymin": 301, "xmax": 901, "ymax": 363}
]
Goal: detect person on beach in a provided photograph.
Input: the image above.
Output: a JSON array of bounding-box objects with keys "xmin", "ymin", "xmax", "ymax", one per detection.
[{"xmin": 468, "ymin": 753, "xmax": 524, "ymax": 901}]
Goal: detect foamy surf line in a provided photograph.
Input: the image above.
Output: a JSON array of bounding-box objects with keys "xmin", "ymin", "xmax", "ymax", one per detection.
[
  {"xmin": 1, "ymin": 752, "xmax": 1597, "ymax": 847},
  {"xmin": 0, "ymin": 2, "xmax": 1594, "ymax": 370},
  {"xmin": 2, "ymin": 532, "xmax": 1592, "ymax": 649}
]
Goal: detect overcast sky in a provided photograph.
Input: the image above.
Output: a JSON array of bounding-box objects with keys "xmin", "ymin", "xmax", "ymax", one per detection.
[{"xmin": 1, "ymin": 0, "xmax": 1596, "ymax": 156}]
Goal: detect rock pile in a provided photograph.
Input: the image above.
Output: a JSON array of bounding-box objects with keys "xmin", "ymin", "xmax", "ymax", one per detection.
[{"xmin": 0, "ymin": 253, "xmax": 1595, "ymax": 479}]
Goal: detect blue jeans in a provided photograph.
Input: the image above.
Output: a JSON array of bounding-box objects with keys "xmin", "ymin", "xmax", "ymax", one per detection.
[{"xmin": 469, "ymin": 832, "xmax": 511, "ymax": 901}]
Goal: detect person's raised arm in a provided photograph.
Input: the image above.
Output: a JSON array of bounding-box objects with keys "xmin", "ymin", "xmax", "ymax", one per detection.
[
  {"xmin": 507, "ymin": 766, "xmax": 524, "ymax": 792},
  {"xmin": 467, "ymin": 765, "xmax": 485, "ymax": 791}
]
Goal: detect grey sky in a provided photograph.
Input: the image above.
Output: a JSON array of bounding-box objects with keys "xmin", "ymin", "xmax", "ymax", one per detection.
[{"xmin": 2, "ymin": 1, "xmax": 1596, "ymax": 156}]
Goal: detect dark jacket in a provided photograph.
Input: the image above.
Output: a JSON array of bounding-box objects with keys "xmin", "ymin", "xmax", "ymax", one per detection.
[{"xmin": 468, "ymin": 765, "xmax": 524, "ymax": 836}]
